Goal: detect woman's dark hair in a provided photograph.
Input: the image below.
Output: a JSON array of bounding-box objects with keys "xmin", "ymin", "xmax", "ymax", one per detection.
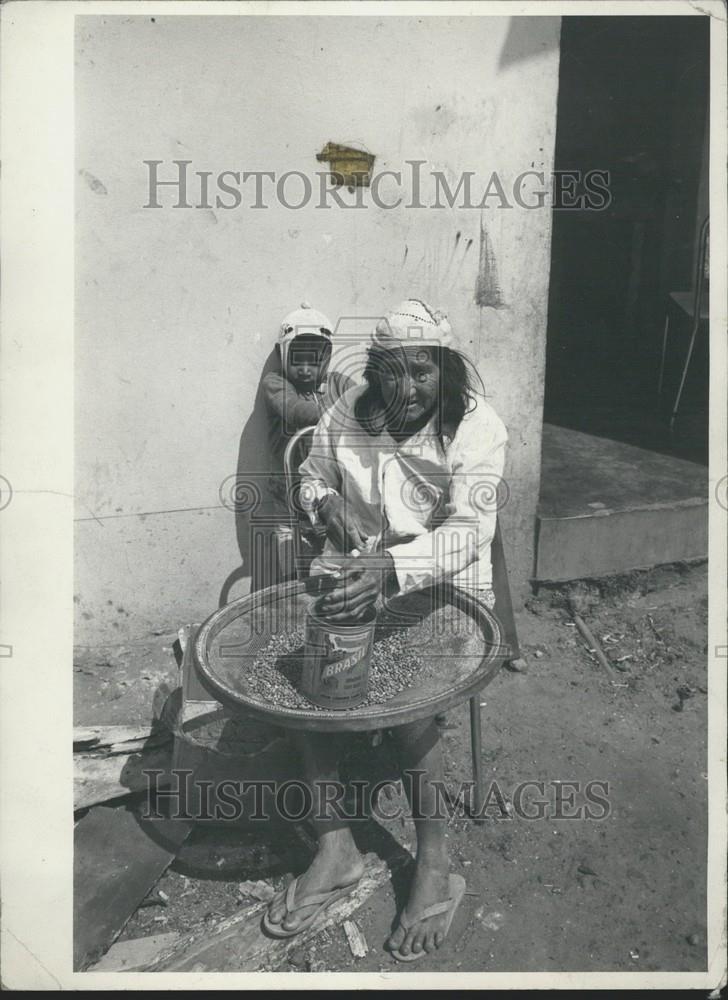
[{"xmin": 354, "ymin": 344, "xmax": 484, "ymax": 437}]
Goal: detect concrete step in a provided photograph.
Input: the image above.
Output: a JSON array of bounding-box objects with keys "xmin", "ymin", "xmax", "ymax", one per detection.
[{"xmin": 535, "ymin": 424, "xmax": 708, "ymax": 582}]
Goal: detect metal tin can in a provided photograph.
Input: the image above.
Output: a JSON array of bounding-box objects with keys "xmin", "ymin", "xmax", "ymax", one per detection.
[{"xmin": 301, "ymin": 607, "xmax": 376, "ymax": 709}]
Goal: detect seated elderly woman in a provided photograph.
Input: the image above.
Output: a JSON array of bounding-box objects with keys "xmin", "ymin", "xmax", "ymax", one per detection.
[{"xmin": 263, "ymin": 299, "xmax": 507, "ymax": 961}]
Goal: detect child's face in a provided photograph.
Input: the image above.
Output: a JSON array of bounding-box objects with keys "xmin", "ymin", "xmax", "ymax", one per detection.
[
  {"xmin": 379, "ymin": 345, "xmax": 442, "ymax": 426},
  {"xmin": 286, "ymin": 335, "xmax": 331, "ymax": 389}
]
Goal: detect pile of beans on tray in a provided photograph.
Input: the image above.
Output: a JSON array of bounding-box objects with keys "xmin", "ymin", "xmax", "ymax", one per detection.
[{"xmin": 246, "ymin": 627, "xmax": 425, "ymax": 711}]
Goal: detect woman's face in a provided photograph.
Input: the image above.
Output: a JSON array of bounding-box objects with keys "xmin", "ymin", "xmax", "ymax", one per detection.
[{"xmin": 379, "ymin": 345, "xmax": 441, "ymax": 426}]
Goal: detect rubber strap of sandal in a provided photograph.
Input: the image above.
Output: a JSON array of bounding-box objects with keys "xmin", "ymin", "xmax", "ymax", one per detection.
[
  {"xmin": 284, "ymin": 878, "xmax": 300, "ymax": 913},
  {"xmin": 285, "ymin": 878, "xmax": 353, "ymax": 914},
  {"xmin": 398, "ymin": 897, "xmax": 452, "ymax": 931}
]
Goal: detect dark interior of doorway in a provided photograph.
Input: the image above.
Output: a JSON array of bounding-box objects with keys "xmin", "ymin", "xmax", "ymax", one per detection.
[{"xmin": 544, "ymin": 16, "xmax": 710, "ymax": 466}]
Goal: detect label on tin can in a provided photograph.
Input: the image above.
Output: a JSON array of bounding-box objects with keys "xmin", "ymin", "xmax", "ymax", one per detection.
[{"xmin": 302, "ymin": 612, "xmax": 375, "ymax": 709}]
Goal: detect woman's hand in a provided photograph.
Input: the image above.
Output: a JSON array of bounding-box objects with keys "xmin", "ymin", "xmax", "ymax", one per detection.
[
  {"xmin": 315, "ymin": 551, "xmax": 397, "ymax": 622},
  {"xmin": 316, "ymin": 494, "xmax": 368, "ymax": 554}
]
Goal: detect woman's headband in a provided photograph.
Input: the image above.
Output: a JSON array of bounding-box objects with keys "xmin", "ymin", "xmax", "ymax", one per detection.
[{"xmin": 371, "ymin": 299, "xmax": 453, "ymax": 350}]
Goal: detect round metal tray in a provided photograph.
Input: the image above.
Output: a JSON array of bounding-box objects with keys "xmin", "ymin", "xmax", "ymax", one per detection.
[{"xmin": 194, "ymin": 580, "xmax": 506, "ymax": 732}]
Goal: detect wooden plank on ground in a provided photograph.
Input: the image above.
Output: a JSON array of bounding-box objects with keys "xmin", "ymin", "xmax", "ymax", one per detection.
[
  {"xmin": 74, "ymin": 725, "xmax": 171, "ymax": 754},
  {"xmin": 74, "ymin": 746, "xmax": 172, "ymax": 811},
  {"xmin": 86, "ymin": 932, "xmax": 182, "ymax": 972},
  {"xmin": 146, "ymin": 850, "xmax": 402, "ymax": 972},
  {"xmin": 74, "ymin": 804, "xmax": 191, "ymax": 970}
]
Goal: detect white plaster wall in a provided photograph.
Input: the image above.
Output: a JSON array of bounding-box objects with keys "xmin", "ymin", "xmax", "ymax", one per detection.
[{"xmin": 75, "ymin": 14, "xmax": 561, "ymax": 642}]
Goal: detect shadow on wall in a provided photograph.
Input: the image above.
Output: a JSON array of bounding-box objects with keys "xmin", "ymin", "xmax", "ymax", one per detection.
[
  {"xmin": 498, "ymin": 16, "xmax": 561, "ymax": 70},
  {"xmin": 218, "ymin": 349, "xmax": 280, "ymax": 607}
]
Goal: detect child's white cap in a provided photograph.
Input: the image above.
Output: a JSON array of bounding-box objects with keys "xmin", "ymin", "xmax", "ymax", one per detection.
[
  {"xmin": 278, "ymin": 302, "xmax": 334, "ymax": 370},
  {"xmin": 371, "ymin": 298, "xmax": 453, "ymax": 350}
]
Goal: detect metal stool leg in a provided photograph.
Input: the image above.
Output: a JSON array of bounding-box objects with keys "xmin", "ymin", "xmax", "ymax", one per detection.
[
  {"xmin": 669, "ymin": 315, "xmax": 701, "ymax": 434},
  {"xmin": 657, "ymin": 312, "xmax": 670, "ymax": 396},
  {"xmin": 470, "ymin": 695, "xmax": 485, "ymax": 825}
]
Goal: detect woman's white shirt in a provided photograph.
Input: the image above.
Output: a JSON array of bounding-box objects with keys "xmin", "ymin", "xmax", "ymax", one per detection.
[{"xmin": 299, "ymin": 385, "xmax": 508, "ymax": 595}]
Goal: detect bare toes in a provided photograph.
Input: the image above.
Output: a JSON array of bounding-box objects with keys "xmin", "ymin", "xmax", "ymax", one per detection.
[
  {"xmin": 267, "ymin": 897, "xmax": 286, "ymax": 924},
  {"xmin": 412, "ymin": 928, "xmax": 426, "ymax": 954},
  {"xmin": 387, "ymin": 925, "xmax": 406, "ymax": 951},
  {"xmin": 399, "ymin": 930, "xmax": 415, "ymax": 956},
  {"xmin": 423, "ymin": 924, "xmax": 442, "ymax": 952},
  {"xmin": 402, "ymin": 929, "xmax": 419, "ymax": 955}
]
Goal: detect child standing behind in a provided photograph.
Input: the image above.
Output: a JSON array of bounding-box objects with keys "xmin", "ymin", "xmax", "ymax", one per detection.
[{"xmin": 261, "ymin": 303, "xmax": 353, "ymax": 584}]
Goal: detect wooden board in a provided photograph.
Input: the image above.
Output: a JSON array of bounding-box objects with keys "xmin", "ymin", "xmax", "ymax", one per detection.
[
  {"xmin": 74, "ymin": 804, "xmax": 191, "ymax": 970},
  {"xmin": 74, "ymin": 746, "xmax": 172, "ymax": 811},
  {"xmin": 145, "ymin": 849, "xmax": 400, "ymax": 972},
  {"xmin": 74, "ymin": 725, "xmax": 172, "ymax": 755},
  {"xmin": 86, "ymin": 932, "xmax": 181, "ymax": 972}
]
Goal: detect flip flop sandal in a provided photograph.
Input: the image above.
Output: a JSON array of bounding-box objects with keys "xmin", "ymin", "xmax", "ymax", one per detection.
[
  {"xmin": 389, "ymin": 873, "xmax": 467, "ymax": 963},
  {"xmin": 261, "ymin": 875, "xmax": 360, "ymax": 939}
]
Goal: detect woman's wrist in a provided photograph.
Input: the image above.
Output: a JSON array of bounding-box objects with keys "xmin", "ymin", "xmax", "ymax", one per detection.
[
  {"xmin": 314, "ymin": 491, "xmax": 338, "ymax": 520},
  {"xmin": 381, "ymin": 550, "xmax": 399, "ymax": 596}
]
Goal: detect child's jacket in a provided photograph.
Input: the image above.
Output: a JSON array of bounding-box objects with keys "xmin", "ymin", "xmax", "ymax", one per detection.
[{"xmin": 261, "ymin": 369, "xmax": 353, "ymax": 518}]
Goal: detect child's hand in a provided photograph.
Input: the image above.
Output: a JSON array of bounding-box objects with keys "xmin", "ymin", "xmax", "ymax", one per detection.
[{"xmin": 316, "ymin": 494, "xmax": 368, "ymax": 554}]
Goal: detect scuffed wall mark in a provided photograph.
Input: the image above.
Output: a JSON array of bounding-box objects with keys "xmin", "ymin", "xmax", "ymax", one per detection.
[
  {"xmin": 474, "ymin": 217, "xmax": 505, "ymax": 308},
  {"xmin": 411, "ymin": 103, "xmax": 458, "ymax": 138},
  {"xmin": 81, "ymin": 504, "xmax": 105, "ymax": 528},
  {"xmin": 79, "ymin": 169, "xmax": 108, "ymax": 196},
  {"xmin": 443, "ymin": 229, "xmax": 473, "ymax": 285},
  {"xmin": 412, "ymin": 253, "xmax": 427, "ymax": 279}
]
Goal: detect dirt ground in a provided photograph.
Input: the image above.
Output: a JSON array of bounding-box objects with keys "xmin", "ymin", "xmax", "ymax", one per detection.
[{"xmin": 74, "ymin": 561, "xmax": 709, "ymax": 973}]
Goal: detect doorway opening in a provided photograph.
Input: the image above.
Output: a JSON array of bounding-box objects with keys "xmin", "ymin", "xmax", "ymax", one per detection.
[
  {"xmin": 535, "ymin": 16, "xmax": 709, "ymax": 584},
  {"xmin": 544, "ymin": 15, "xmax": 709, "ymax": 465}
]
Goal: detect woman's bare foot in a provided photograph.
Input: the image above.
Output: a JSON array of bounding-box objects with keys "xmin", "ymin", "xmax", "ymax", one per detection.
[
  {"xmin": 266, "ymin": 829, "xmax": 365, "ymax": 934},
  {"xmin": 387, "ymin": 850, "xmax": 452, "ymax": 958}
]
